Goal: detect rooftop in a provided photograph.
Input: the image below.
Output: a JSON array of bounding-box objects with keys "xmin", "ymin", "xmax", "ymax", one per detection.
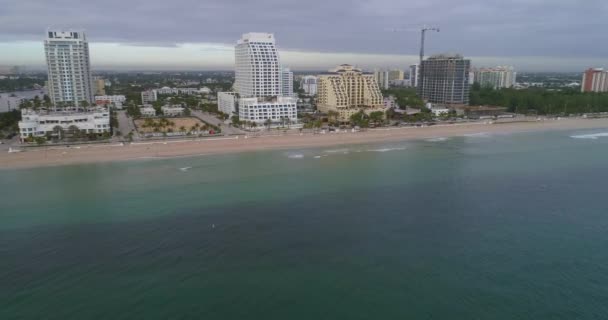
[{"xmin": 428, "ymin": 53, "xmax": 465, "ymax": 60}]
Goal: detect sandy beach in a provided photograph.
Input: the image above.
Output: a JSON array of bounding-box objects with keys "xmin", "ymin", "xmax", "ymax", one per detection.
[{"xmin": 2, "ymin": 118, "xmax": 607, "ymax": 169}]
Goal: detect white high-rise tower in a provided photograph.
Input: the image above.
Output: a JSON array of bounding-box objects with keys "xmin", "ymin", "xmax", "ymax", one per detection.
[
  {"xmin": 221, "ymin": 33, "xmax": 297, "ymax": 124},
  {"xmin": 44, "ymin": 29, "xmax": 94, "ymax": 107},
  {"xmin": 281, "ymin": 68, "xmax": 294, "ymax": 97},
  {"xmin": 234, "ymin": 33, "xmax": 281, "ymax": 98}
]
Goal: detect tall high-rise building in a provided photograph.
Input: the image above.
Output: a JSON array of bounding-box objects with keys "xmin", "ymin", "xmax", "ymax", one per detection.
[
  {"xmin": 419, "ymin": 54, "xmax": 471, "ymax": 105},
  {"xmin": 281, "ymin": 68, "xmax": 294, "ymax": 97},
  {"xmin": 44, "ymin": 29, "xmax": 93, "ymax": 107},
  {"xmin": 317, "ymin": 64, "xmax": 385, "ymax": 123},
  {"xmin": 409, "ymin": 64, "xmax": 420, "ymax": 88},
  {"xmin": 234, "ymin": 33, "xmax": 281, "ymax": 98},
  {"xmin": 94, "ymin": 78, "xmax": 106, "ymax": 95},
  {"xmin": 300, "ymin": 75, "xmax": 318, "ymax": 95},
  {"xmin": 222, "ymin": 33, "xmax": 296, "ymax": 124},
  {"xmin": 374, "ymin": 69, "xmax": 390, "ymax": 90},
  {"xmin": 388, "ymin": 70, "xmax": 405, "ymax": 81},
  {"xmin": 474, "ymin": 66, "xmax": 516, "ymax": 89},
  {"xmin": 581, "ymin": 68, "xmax": 608, "ymax": 93},
  {"xmin": 141, "ymin": 90, "xmax": 157, "ymax": 104}
]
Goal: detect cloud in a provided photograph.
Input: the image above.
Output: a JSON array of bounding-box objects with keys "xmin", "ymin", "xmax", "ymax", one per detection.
[{"xmin": 0, "ymin": 0, "xmax": 607, "ymax": 69}]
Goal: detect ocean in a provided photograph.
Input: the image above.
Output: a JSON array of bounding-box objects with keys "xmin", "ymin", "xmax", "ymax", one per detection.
[{"xmin": 1, "ymin": 128, "xmax": 608, "ymax": 319}]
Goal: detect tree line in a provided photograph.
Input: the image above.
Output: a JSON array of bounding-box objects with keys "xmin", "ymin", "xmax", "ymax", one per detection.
[{"xmin": 470, "ymin": 84, "xmax": 608, "ymax": 115}]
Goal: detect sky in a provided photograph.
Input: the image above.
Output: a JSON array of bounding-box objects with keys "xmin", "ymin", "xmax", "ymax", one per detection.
[{"xmin": 0, "ymin": 0, "xmax": 607, "ymax": 72}]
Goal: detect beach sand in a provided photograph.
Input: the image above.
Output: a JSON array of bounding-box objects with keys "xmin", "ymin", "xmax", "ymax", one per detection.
[{"xmin": 2, "ymin": 118, "xmax": 607, "ymax": 169}]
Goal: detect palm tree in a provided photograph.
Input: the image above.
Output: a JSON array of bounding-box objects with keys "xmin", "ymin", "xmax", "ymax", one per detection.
[
  {"xmin": 265, "ymin": 118, "xmax": 272, "ymax": 131},
  {"xmin": 79, "ymin": 100, "xmax": 90, "ymax": 110},
  {"xmin": 33, "ymin": 96, "xmax": 42, "ymax": 109},
  {"xmin": 52, "ymin": 126, "xmax": 64, "ymax": 140},
  {"xmin": 179, "ymin": 126, "xmax": 186, "ymax": 133},
  {"xmin": 43, "ymin": 99, "xmax": 52, "ymax": 110},
  {"xmin": 67, "ymin": 125, "xmax": 80, "ymax": 139},
  {"xmin": 327, "ymin": 110, "xmax": 339, "ymax": 126}
]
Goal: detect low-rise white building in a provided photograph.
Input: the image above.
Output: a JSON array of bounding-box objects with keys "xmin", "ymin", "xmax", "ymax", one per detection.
[
  {"xmin": 18, "ymin": 108, "xmax": 110, "ymax": 141},
  {"xmin": 218, "ymin": 92, "xmax": 237, "ymax": 115},
  {"xmin": 155, "ymin": 87, "xmax": 202, "ymax": 95},
  {"xmin": 95, "ymin": 95, "xmax": 126, "ymax": 108},
  {"xmin": 383, "ymin": 96, "xmax": 398, "ymax": 109},
  {"xmin": 0, "ymin": 94, "xmax": 24, "ymax": 112},
  {"xmin": 140, "ymin": 105, "xmax": 156, "ymax": 117},
  {"xmin": 300, "ymin": 75, "xmax": 318, "ymax": 96},
  {"xmin": 430, "ymin": 107, "xmax": 450, "ymax": 116},
  {"xmin": 238, "ymin": 96, "xmax": 297, "ymax": 124},
  {"xmin": 141, "ymin": 90, "xmax": 157, "ymax": 104},
  {"xmin": 161, "ymin": 105, "xmax": 185, "ymax": 117}
]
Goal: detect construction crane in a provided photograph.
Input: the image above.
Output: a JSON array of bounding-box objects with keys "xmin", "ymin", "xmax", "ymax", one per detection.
[
  {"xmin": 420, "ymin": 26, "xmax": 440, "ymax": 65},
  {"xmin": 417, "ymin": 26, "xmax": 439, "ymax": 92}
]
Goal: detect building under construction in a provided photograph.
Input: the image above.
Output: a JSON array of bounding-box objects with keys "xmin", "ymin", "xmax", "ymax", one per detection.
[{"xmin": 419, "ymin": 54, "xmax": 471, "ymax": 106}]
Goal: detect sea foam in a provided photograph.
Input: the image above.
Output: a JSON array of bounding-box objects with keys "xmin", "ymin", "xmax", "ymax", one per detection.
[
  {"xmin": 570, "ymin": 132, "xmax": 608, "ymax": 140},
  {"xmin": 287, "ymin": 153, "xmax": 305, "ymax": 159},
  {"xmin": 366, "ymin": 147, "xmax": 407, "ymax": 153},
  {"xmin": 324, "ymin": 148, "xmax": 350, "ymax": 154}
]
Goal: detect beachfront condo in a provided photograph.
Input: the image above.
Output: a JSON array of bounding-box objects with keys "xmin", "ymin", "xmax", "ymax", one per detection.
[
  {"xmin": 317, "ymin": 64, "xmax": 386, "ymax": 123},
  {"xmin": 219, "ymin": 33, "xmax": 297, "ymax": 124},
  {"xmin": 44, "ymin": 29, "xmax": 94, "ymax": 107}
]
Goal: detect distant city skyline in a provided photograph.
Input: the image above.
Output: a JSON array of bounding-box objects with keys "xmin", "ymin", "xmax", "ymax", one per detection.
[
  {"xmin": 1, "ymin": 0, "xmax": 607, "ymax": 72},
  {"xmin": 2, "ymin": 41, "xmax": 606, "ymax": 73}
]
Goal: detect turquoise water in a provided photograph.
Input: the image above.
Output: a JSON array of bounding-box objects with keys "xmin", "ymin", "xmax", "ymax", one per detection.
[{"xmin": 2, "ymin": 129, "xmax": 608, "ymax": 319}]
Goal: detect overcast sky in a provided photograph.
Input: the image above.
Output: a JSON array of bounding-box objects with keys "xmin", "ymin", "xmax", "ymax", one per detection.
[{"xmin": 1, "ymin": 0, "xmax": 607, "ymax": 71}]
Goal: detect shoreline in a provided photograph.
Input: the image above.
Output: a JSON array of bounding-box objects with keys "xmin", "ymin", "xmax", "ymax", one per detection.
[{"xmin": 2, "ymin": 118, "xmax": 608, "ymax": 170}]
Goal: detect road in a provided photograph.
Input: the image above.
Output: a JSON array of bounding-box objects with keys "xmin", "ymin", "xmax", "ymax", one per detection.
[
  {"xmin": 116, "ymin": 110, "xmax": 139, "ymax": 140},
  {"xmin": 191, "ymin": 110, "xmax": 244, "ymax": 135}
]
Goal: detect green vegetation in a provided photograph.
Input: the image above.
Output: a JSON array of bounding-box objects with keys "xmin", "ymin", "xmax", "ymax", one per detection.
[
  {"xmin": 125, "ymin": 104, "xmax": 141, "ymax": 118},
  {"xmin": 0, "ymin": 109, "xmax": 21, "ymax": 139},
  {"xmin": 327, "ymin": 110, "xmax": 339, "ymax": 126},
  {"xmin": 402, "ymin": 108, "xmax": 433, "ymax": 123},
  {"xmin": 141, "ymin": 118, "xmax": 175, "ymax": 131},
  {"xmin": 382, "ymin": 88, "xmax": 424, "ymax": 108},
  {"xmin": 110, "ymin": 110, "xmax": 119, "ymax": 132},
  {"xmin": 470, "ymin": 84, "xmax": 608, "ymax": 115},
  {"xmin": 350, "ymin": 111, "xmax": 370, "ymax": 128},
  {"xmin": 369, "ymin": 111, "xmax": 385, "ymax": 126},
  {"xmin": 231, "ymin": 115, "xmax": 241, "ymax": 127}
]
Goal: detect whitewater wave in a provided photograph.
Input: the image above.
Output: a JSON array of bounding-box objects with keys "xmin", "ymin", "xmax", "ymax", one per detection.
[
  {"xmin": 287, "ymin": 153, "xmax": 305, "ymax": 159},
  {"xmin": 426, "ymin": 137, "xmax": 448, "ymax": 142},
  {"xmin": 179, "ymin": 167, "xmax": 192, "ymax": 172},
  {"xmin": 366, "ymin": 147, "xmax": 407, "ymax": 153},
  {"xmin": 570, "ymin": 132, "xmax": 608, "ymax": 140},
  {"xmin": 324, "ymin": 148, "xmax": 350, "ymax": 154}
]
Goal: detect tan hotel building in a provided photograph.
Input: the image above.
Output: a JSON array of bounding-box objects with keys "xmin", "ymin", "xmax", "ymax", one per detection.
[{"xmin": 317, "ymin": 65, "xmax": 385, "ymax": 123}]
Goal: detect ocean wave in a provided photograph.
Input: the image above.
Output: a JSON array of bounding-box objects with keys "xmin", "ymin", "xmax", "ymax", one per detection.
[
  {"xmin": 366, "ymin": 147, "xmax": 407, "ymax": 153},
  {"xmin": 570, "ymin": 132, "xmax": 608, "ymax": 140},
  {"xmin": 179, "ymin": 167, "xmax": 192, "ymax": 172},
  {"xmin": 323, "ymin": 148, "xmax": 350, "ymax": 154},
  {"xmin": 426, "ymin": 137, "xmax": 448, "ymax": 142},
  {"xmin": 287, "ymin": 153, "xmax": 305, "ymax": 159}
]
